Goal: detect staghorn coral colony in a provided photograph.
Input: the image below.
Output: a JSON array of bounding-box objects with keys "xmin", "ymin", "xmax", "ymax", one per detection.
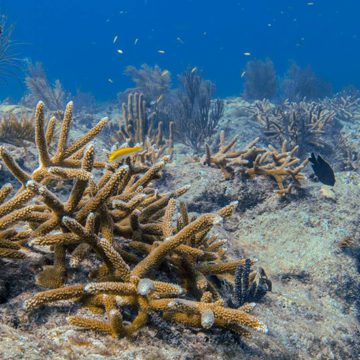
[
  {"xmin": 0, "ymin": 100, "xmax": 269, "ymax": 341},
  {"xmin": 0, "ymin": 67, "xmax": 359, "ymax": 359},
  {"xmin": 203, "ymin": 130, "xmax": 309, "ymax": 195},
  {"xmin": 0, "ymin": 1, "xmax": 360, "ymax": 356}
]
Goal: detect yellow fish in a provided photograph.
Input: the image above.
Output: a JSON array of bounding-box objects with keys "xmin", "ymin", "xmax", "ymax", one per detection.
[{"xmin": 107, "ymin": 145, "xmax": 142, "ymax": 162}]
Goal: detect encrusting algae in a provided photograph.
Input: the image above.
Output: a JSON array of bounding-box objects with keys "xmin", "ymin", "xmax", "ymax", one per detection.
[{"xmin": 0, "ymin": 100, "xmax": 269, "ymax": 340}]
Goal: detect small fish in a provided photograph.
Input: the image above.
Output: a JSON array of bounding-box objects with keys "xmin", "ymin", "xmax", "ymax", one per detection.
[
  {"xmin": 191, "ymin": 67, "xmax": 198, "ymax": 74},
  {"xmin": 161, "ymin": 70, "xmax": 169, "ymax": 77},
  {"xmin": 243, "ymin": 52, "xmax": 251, "ymax": 56},
  {"xmin": 108, "ymin": 78, "xmax": 114, "ymax": 84},
  {"xmin": 307, "ymin": 2, "xmax": 314, "ymax": 5},
  {"xmin": 158, "ymin": 49, "xmax": 166, "ymax": 54},
  {"xmin": 156, "ymin": 94, "xmax": 164, "ymax": 103},
  {"xmin": 241, "ymin": 71, "xmax": 246, "ymax": 78},
  {"xmin": 113, "ymin": 35, "xmax": 118, "ymax": 44},
  {"xmin": 176, "ymin": 36, "xmax": 184, "ymax": 44},
  {"xmin": 117, "ymin": 49, "xmax": 124, "ymax": 54},
  {"xmin": 108, "ymin": 146, "xmax": 143, "ymax": 162},
  {"xmin": 309, "ymin": 153, "xmax": 335, "ymax": 186},
  {"xmin": 134, "ymin": 38, "xmax": 139, "ymax": 45}
]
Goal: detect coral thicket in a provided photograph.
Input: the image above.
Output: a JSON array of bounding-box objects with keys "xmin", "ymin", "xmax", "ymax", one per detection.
[{"xmin": 0, "ymin": 101, "xmax": 269, "ymax": 339}]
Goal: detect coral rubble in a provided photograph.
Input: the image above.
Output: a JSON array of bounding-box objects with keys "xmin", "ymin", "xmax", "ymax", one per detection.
[{"xmin": 0, "ymin": 101, "xmax": 269, "ymax": 339}]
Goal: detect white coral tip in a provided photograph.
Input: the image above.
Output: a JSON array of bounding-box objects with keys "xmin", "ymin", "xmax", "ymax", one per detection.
[
  {"xmin": 118, "ymin": 164, "xmax": 129, "ymax": 171},
  {"xmin": 137, "ymin": 278, "xmax": 154, "ymax": 295},
  {"xmin": 84, "ymin": 284, "xmax": 95, "ymax": 293},
  {"xmin": 257, "ymin": 321, "xmax": 268, "ymax": 334},
  {"xmin": 201, "ymin": 309, "xmax": 215, "ymax": 329},
  {"xmin": 26, "ymin": 180, "xmax": 36, "ymax": 187},
  {"xmin": 212, "ymin": 215, "xmax": 223, "ymax": 225}
]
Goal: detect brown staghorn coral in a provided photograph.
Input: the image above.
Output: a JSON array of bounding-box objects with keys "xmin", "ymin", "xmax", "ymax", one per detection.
[
  {"xmin": 0, "ymin": 101, "xmax": 270, "ymax": 339},
  {"xmin": 0, "ymin": 183, "xmax": 27, "ymax": 259},
  {"xmin": 203, "ymin": 131, "xmax": 309, "ymax": 195},
  {"xmin": 110, "ymin": 92, "xmax": 174, "ymax": 166},
  {"xmin": 0, "ymin": 100, "xmax": 108, "ymax": 187}
]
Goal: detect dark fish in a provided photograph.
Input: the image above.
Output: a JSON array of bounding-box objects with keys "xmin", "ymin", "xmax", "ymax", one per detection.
[{"xmin": 308, "ymin": 153, "xmax": 335, "ymax": 186}]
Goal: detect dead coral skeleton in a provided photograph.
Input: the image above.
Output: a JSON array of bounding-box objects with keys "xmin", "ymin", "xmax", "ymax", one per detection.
[
  {"xmin": 203, "ymin": 131, "xmax": 309, "ymax": 195},
  {"xmin": 0, "ymin": 101, "xmax": 268, "ymax": 339}
]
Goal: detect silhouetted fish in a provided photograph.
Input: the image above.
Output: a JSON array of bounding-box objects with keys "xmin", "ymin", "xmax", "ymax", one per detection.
[{"xmin": 309, "ymin": 153, "xmax": 335, "ymax": 186}]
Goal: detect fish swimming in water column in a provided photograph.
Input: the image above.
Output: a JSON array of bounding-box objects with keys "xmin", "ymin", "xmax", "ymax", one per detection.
[
  {"xmin": 308, "ymin": 153, "xmax": 335, "ymax": 186},
  {"xmin": 107, "ymin": 145, "xmax": 143, "ymax": 162}
]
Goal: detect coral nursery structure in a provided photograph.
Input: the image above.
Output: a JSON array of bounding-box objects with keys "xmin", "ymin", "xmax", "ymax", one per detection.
[{"xmin": 0, "ymin": 101, "xmax": 269, "ymax": 339}]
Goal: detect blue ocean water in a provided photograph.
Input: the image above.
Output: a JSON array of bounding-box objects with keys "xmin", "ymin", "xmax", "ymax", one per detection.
[{"xmin": 1, "ymin": 0, "xmax": 360, "ymax": 101}]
